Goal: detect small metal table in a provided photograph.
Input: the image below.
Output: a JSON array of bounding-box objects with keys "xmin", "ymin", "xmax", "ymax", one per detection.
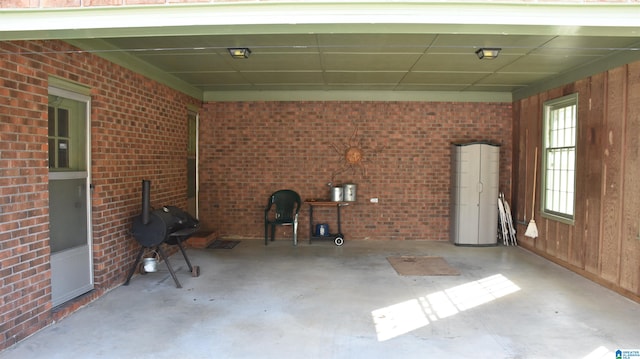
[{"xmin": 305, "ymin": 199, "xmax": 349, "ymax": 246}]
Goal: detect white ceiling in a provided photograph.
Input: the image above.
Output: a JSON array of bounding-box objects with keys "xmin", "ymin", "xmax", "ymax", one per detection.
[
  {"xmin": 99, "ymin": 33, "xmax": 640, "ymax": 93},
  {"xmin": 3, "ymin": 2, "xmax": 640, "ymax": 102}
]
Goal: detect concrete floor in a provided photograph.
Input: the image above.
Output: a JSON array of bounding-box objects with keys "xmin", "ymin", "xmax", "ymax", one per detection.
[{"xmin": 1, "ymin": 239, "xmax": 638, "ymax": 359}]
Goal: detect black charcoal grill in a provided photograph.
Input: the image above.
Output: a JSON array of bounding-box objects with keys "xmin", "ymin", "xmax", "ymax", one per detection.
[{"xmin": 124, "ymin": 180, "xmax": 200, "ymax": 288}]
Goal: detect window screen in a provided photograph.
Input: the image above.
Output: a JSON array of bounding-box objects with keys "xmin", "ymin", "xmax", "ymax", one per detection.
[{"xmin": 542, "ymin": 94, "xmax": 577, "ymax": 222}]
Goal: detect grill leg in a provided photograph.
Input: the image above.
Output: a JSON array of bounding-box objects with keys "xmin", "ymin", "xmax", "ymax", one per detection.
[
  {"xmin": 124, "ymin": 247, "xmax": 145, "ymax": 286},
  {"xmin": 157, "ymin": 246, "xmax": 182, "ymax": 288},
  {"xmin": 174, "ymin": 239, "xmax": 193, "ymax": 272},
  {"xmin": 175, "ymin": 239, "xmax": 200, "ymax": 277}
]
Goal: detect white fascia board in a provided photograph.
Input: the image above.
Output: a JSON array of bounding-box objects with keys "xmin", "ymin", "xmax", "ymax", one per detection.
[{"xmin": 0, "ymin": 2, "xmax": 639, "ymax": 40}]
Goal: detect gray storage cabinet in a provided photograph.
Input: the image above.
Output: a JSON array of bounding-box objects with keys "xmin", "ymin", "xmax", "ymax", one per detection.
[{"xmin": 450, "ymin": 142, "xmax": 500, "ymax": 246}]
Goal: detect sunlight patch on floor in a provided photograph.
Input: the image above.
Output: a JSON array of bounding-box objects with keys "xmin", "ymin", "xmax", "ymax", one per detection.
[{"xmin": 372, "ymin": 274, "xmax": 521, "ymax": 341}]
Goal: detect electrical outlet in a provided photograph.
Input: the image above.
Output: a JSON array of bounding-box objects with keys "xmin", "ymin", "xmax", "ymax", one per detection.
[{"xmin": 370, "ymin": 197, "xmax": 379, "ymax": 203}]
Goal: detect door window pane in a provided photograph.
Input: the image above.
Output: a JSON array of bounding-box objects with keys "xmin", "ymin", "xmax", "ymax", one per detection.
[
  {"xmin": 48, "ymin": 96, "xmax": 86, "ymax": 170},
  {"xmin": 58, "ymin": 140, "xmax": 69, "ymax": 168},
  {"xmin": 57, "ymin": 109, "xmax": 69, "ymax": 137}
]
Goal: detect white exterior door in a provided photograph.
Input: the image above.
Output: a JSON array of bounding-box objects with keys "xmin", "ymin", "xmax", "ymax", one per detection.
[{"xmin": 48, "ymin": 87, "xmax": 93, "ymax": 307}]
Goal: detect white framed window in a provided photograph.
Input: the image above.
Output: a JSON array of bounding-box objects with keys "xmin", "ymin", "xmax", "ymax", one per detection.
[{"xmin": 542, "ymin": 93, "xmax": 577, "ymax": 223}]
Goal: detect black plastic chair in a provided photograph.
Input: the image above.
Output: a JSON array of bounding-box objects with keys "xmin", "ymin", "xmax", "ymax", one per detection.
[{"xmin": 264, "ymin": 190, "xmax": 301, "ymax": 246}]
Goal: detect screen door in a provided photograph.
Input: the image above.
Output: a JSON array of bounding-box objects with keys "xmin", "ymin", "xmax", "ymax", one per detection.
[{"xmin": 48, "ymin": 87, "xmax": 93, "ymax": 307}]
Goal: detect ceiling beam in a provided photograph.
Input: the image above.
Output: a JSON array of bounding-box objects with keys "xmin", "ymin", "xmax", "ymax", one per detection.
[{"xmin": 202, "ymin": 90, "xmax": 513, "ymax": 103}]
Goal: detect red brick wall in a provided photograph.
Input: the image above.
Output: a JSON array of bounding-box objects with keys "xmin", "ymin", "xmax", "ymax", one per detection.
[
  {"xmin": 0, "ymin": 41, "xmax": 50, "ymax": 349},
  {"xmin": 0, "ymin": 38, "xmax": 512, "ymax": 351},
  {"xmin": 199, "ymin": 101, "xmax": 512, "ymax": 242},
  {"xmin": 0, "ymin": 40, "xmax": 199, "ymax": 350}
]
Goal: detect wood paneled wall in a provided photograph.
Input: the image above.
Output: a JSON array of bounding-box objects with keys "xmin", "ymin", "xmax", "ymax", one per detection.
[{"xmin": 513, "ymin": 62, "xmax": 640, "ymax": 302}]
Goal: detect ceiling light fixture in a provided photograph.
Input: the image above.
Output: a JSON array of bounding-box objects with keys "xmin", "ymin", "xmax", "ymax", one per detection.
[
  {"xmin": 475, "ymin": 48, "xmax": 501, "ymax": 60},
  {"xmin": 228, "ymin": 48, "xmax": 251, "ymax": 59}
]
